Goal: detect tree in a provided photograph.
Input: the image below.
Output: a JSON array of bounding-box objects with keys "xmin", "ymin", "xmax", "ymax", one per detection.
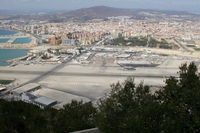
[
  {"xmin": 67, "ymin": 33, "xmax": 73, "ymax": 39},
  {"xmin": 0, "ymin": 100, "xmax": 96, "ymax": 133},
  {"xmin": 0, "ymin": 100, "xmax": 50, "ymax": 133},
  {"xmin": 157, "ymin": 62, "xmax": 200, "ymax": 133},
  {"xmin": 55, "ymin": 100, "xmax": 97, "ymax": 133},
  {"xmin": 96, "ymin": 62, "xmax": 200, "ymax": 133},
  {"xmin": 96, "ymin": 78, "xmax": 161, "ymax": 133}
]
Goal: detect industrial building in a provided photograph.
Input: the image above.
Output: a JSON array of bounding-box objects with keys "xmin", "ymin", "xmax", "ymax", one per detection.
[
  {"xmin": 34, "ymin": 96, "xmax": 57, "ymax": 107},
  {"xmin": 21, "ymin": 92, "xmax": 37, "ymax": 103},
  {"xmin": 21, "ymin": 92, "xmax": 57, "ymax": 108},
  {"xmin": 11, "ymin": 83, "xmax": 40, "ymax": 97}
]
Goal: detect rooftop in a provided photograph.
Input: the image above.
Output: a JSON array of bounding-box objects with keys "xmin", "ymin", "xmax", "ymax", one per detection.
[
  {"xmin": 34, "ymin": 96, "xmax": 57, "ymax": 106},
  {"xmin": 11, "ymin": 83, "xmax": 40, "ymax": 95}
]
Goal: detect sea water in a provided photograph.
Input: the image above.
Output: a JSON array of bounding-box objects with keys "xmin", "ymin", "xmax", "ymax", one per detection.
[
  {"xmin": 0, "ymin": 49, "xmax": 27, "ymax": 66},
  {"xmin": 0, "ymin": 29, "xmax": 32, "ymax": 44},
  {"xmin": 12, "ymin": 37, "xmax": 32, "ymax": 44},
  {"xmin": 0, "ymin": 30, "xmax": 17, "ymax": 36}
]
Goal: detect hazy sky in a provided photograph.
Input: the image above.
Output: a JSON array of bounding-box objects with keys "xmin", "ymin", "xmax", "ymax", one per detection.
[{"xmin": 1, "ymin": 0, "xmax": 200, "ymax": 13}]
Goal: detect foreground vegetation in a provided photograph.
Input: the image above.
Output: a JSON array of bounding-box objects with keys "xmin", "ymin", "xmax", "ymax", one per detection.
[
  {"xmin": 1, "ymin": 62, "xmax": 200, "ymax": 133},
  {"xmin": 0, "ymin": 100, "xmax": 96, "ymax": 133},
  {"xmin": 96, "ymin": 62, "xmax": 200, "ymax": 133}
]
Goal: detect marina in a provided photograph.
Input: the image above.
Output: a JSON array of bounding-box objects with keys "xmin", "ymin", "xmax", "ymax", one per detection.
[
  {"xmin": 0, "ymin": 29, "xmax": 36, "ymax": 48},
  {"xmin": 12, "ymin": 37, "xmax": 32, "ymax": 44},
  {"xmin": 0, "ymin": 30, "xmax": 17, "ymax": 36},
  {"xmin": 0, "ymin": 38, "xmax": 10, "ymax": 43}
]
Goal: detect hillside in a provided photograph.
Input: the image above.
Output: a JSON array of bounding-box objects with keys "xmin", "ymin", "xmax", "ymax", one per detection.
[
  {"xmin": 1, "ymin": 6, "xmax": 198, "ymax": 22},
  {"xmin": 59, "ymin": 6, "xmax": 198, "ymax": 21},
  {"xmin": 62, "ymin": 6, "xmax": 134, "ymax": 19}
]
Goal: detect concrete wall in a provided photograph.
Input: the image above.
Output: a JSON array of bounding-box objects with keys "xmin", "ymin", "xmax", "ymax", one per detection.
[{"xmin": 70, "ymin": 128, "xmax": 100, "ymax": 133}]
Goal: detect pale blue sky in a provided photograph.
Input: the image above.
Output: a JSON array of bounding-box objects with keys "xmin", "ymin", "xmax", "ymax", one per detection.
[{"xmin": 0, "ymin": 0, "xmax": 200, "ymax": 13}]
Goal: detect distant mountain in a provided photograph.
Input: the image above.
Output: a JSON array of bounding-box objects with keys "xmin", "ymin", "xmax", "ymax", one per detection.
[
  {"xmin": 61, "ymin": 6, "xmax": 134, "ymax": 19},
  {"xmin": 60, "ymin": 6, "xmax": 197, "ymax": 20},
  {"xmin": 0, "ymin": 6, "xmax": 198, "ymax": 22}
]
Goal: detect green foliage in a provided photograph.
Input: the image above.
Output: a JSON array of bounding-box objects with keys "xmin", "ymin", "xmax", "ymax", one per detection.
[
  {"xmin": 0, "ymin": 100, "xmax": 49, "ymax": 133},
  {"xmin": 110, "ymin": 36, "xmax": 147, "ymax": 47},
  {"xmin": 186, "ymin": 45, "xmax": 196, "ymax": 48},
  {"xmin": 67, "ymin": 33, "xmax": 73, "ymax": 39},
  {"xmin": 0, "ymin": 80, "xmax": 13, "ymax": 85},
  {"xmin": 96, "ymin": 78, "xmax": 161, "ymax": 133},
  {"xmin": 55, "ymin": 36, "xmax": 61, "ymax": 40},
  {"xmin": 157, "ymin": 62, "xmax": 200, "ymax": 133},
  {"xmin": 109, "ymin": 36, "xmax": 172, "ymax": 49},
  {"xmin": 55, "ymin": 100, "xmax": 96, "ymax": 133},
  {"xmin": 159, "ymin": 43, "xmax": 172, "ymax": 49},
  {"xmin": 194, "ymin": 48, "xmax": 200, "ymax": 51},
  {"xmin": 96, "ymin": 62, "xmax": 200, "ymax": 133},
  {"xmin": 0, "ymin": 100, "xmax": 96, "ymax": 133}
]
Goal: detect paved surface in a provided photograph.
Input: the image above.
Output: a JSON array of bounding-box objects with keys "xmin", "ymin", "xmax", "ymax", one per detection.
[
  {"xmin": 0, "ymin": 69, "xmax": 177, "ymax": 78},
  {"xmin": 1, "ymin": 47, "xmax": 192, "ymax": 106}
]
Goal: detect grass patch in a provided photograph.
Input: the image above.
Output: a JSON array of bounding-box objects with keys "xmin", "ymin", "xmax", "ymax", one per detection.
[
  {"xmin": 194, "ymin": 48, "xmax": 200, "ymax": 51},
  {"xmin": 187, "ymin": 45, "xmax": 196, "ymax": 48},
  {"xmin": 108, "ymin": 36, "xmax": 172, "ymax": 49},
  {"xmin": 0, "ymin": 80, "xmax": 14, "ymax": 85}
]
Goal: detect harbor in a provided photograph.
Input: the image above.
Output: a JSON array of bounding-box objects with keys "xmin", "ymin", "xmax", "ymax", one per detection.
[{"xmin": 0, "ymin": 29, "xmax": 37, "ymax": 49}]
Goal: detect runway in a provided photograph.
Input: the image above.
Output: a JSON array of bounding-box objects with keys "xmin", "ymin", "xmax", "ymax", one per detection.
[{"xmin": 0, "ymin": 69, "xmax": 177, "ymax": 78}]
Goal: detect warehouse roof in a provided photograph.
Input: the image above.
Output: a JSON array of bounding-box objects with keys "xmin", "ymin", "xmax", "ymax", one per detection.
[
  {"xmin": 34, "ymin": 96, "xmax": 57, "ymax": 106},
  {"xmin": 11, "ymin": 83, "xmax": 40, "ymax": 95}
]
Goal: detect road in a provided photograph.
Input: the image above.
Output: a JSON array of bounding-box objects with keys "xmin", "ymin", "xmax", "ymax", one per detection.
[
  {"xmin": 0, "ymin": 53, "xmax": 82, "ymax": 96},
  {"xmin": 174, "ymin": 38, "xmax": 192, "ymax": 52},
  {"xmin": 22, "ymin": 54, "xmax": 83, "ymax": 86},
  {"xmin": 95, "ymin": 35, "xmax": 112, "ymax": 46},
  {"xmin": 28, "ymin": 35, "xmax": 112, "ymax": 85}
]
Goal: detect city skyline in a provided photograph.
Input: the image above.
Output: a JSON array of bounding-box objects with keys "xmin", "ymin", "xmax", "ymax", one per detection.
[{"xmin": 0, "ymin": 0, "xmax": 200, "ymax": 14}]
